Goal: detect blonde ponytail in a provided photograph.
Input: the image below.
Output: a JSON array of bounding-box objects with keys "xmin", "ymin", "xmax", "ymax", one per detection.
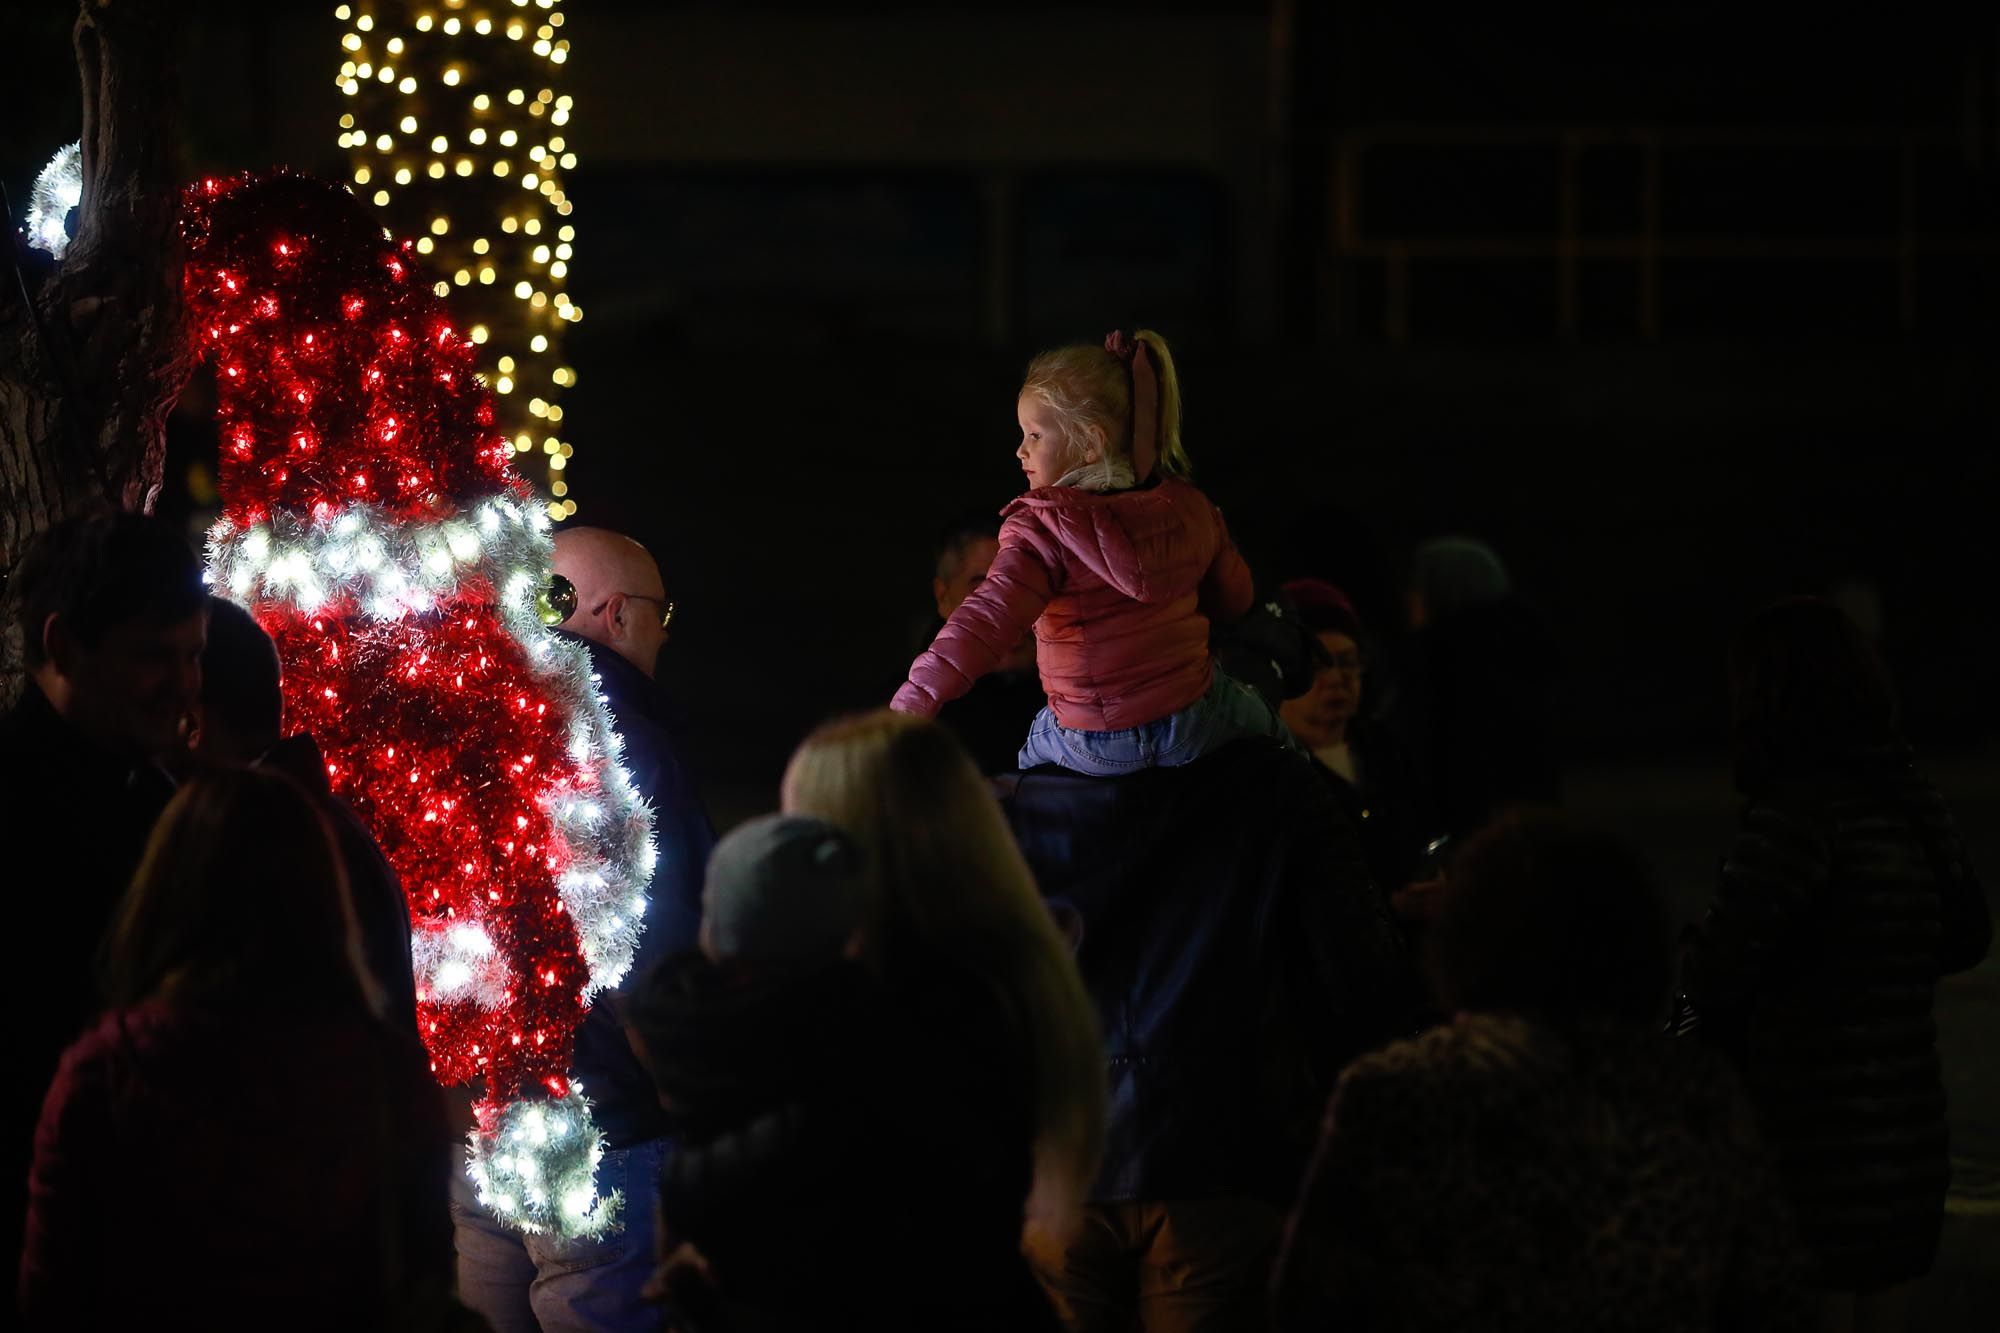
[
  {"xmin": 1132, "ymin": 329, "xmax": 1189, "ymax": 480},
  {"xmin": 1020, "ymin": 328, "xmax": 1194, "ymax": 484}
]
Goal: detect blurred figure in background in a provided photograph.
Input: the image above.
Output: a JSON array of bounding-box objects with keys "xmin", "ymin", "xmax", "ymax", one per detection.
[
  {"xmin": 189, "ymin": 597, "xmax": 418, "ymax": 1034},
  {"xmin": 780, "ymin": 712, "xmax": 1102, "ymax": 1329},
  {"xmin": 1279, "ymin": 578, "xmax": 1434, "ymax": 898},
  {"xmin": 1388, "ymin": 536, "xmax": 1560, "ymax": 838},
  {"xmin": 926, "ymin": 510, "xmax": 1045, "ymax": 775},
  {"xmin": 18, "ymin": 769, "xmax": 456, "ymax": 1330},
  {"xmin": 632, "ymin": 812, "xmax": 1034, "ymax": 1329},
  {"xmin": 1005, "ymin": 717, "xmax": 1419, "ymax": 1331},
  {"xmin": 1275, "ymin": 811, "xmax": 1811, "ymax": 1331},
  {"xmin": 1683, "ymin": 598, "xmax": 1991, "ymax": 1333},
  {"xmin": 1, "ymin": 508, "xmax": 208, "ymax": 1274}
]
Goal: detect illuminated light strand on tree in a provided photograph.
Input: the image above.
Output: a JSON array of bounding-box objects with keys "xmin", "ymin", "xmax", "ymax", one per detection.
[
  {"xmin": 183, "ymin": 171, "xmax": 650, "ymax": 1237},
  {"xmin": 25, "ymin": 142, "xmax": 85, "ymax": 260},
  {"xmin": 333, "ymin": 0, "xmax": 583, "ymax": 523}
]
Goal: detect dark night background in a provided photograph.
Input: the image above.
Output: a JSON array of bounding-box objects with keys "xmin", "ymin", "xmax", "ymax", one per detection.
[
  {"xmin": 5, "ymin": 0, "xmax": 1999, "ymax": 1318},
  {"xmin": 7, "ymin": 2, "xmax": 1996, "ymax": 799}
]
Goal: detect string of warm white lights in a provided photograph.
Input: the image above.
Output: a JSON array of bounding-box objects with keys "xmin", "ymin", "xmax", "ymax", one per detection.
[{"xmin": 335, "ymin": 0, "xmax": 583, "ymax": 522}]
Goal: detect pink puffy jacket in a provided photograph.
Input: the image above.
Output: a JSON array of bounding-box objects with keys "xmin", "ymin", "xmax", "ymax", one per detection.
[{"xmin": 893, "ymin": 478, "xmax": 1254, "ymax": 731}]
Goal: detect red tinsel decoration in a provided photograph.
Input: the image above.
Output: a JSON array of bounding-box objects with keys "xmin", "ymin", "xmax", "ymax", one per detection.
[{"xmin": 182, "ymin": 173, "xmax": 591, "ymax": 1106}]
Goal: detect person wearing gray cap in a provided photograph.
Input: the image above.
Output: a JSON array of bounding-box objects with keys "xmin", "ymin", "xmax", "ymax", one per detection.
[
  {"xmin": 628, "ymin": 798, "xmax": 1066, "ymax": 1331},
  {"xmin": 698, "ymin": 814, "xmax": 868, "ymax": 963}
]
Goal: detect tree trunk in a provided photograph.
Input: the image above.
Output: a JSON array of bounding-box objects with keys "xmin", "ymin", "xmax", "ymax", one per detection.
[{"xmin": 0, "ymin": 0, "xmax": 190, "ymax": 707}]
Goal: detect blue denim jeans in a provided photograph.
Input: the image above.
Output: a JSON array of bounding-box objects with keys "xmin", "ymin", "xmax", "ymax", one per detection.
[
  {"xmin": 1018, "ymin": 666, "xmax": 1301, "ymax": 775},
  {"xmin": 450, "ymin": 1136, "xmax": 666, "ymax": 1333}
]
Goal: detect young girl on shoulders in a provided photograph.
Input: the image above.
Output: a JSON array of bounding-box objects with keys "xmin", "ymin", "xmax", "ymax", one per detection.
[{"xmin": 893, "ymin": 330, "xmax": 1293, "ymax": 774}]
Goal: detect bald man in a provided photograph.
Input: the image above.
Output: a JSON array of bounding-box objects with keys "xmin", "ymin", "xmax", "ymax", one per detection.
[
  {"xmin": 552, "ymin": 526, "xmax": 676, "ymax": 680},
  {"xmin": 449, "ymin": 526, "xmax": 716, "ymax": 1332}
]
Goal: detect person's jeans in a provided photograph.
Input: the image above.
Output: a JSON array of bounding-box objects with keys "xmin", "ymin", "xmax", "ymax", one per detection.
[
  {"xmin": 450, "ymin": 1136, "xmax": 666, "ymax": 1333},
  {"xmin": 1018, "ymin": 667, "xmax": 1300, "ymax": 776},
  {"xmin": 1024, "ymin": 1197, "xmax": 1287, "ymax": 1333}
]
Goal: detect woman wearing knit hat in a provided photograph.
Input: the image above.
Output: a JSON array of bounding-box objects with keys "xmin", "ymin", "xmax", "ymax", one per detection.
[{"xmin": 1280, "ymin": 579, "xmax": 1437, "ymax": 903}]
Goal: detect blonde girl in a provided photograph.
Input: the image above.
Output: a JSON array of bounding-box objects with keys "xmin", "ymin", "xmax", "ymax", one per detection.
[{"xmin": 893, "ymin": 330, "xmax": 1294, "ymax": 773}]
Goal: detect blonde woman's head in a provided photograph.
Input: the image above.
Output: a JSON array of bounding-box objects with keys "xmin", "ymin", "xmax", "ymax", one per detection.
[{"xmin": 782, "ymin": 710, "xmax": 1106, "ymax": 1237}]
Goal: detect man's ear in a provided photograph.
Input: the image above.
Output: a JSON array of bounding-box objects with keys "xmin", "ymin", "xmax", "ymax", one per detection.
[
  {"xmin": 932, "ymin": 576, "xmax": 949, "ymax": 615},
  {"xmin": 42, "ymin": 613, "xmax": 79, "ymax": 677},
  {"xmin": 602, "ymin": 591, "xmax": 629, "ymax": 637}
]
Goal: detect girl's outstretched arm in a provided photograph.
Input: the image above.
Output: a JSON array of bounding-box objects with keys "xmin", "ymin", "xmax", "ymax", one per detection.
[{"xmin": 893, "ymin": 527, "xmax": 1056, "ymax": 717}]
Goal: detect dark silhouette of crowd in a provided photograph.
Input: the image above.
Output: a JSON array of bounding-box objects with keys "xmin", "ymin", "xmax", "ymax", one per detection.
[{"xmin": 8, "ymin": 406, "xmax": 1993, "ymax": 1331}]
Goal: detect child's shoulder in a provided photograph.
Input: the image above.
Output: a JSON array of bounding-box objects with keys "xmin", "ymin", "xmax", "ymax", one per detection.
[{"xmin": 1005, "ymin": 475, "xmax": 1206, "ymax": 514}]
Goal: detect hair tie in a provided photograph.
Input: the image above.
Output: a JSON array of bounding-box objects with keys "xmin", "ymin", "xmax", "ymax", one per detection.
[{"xmin": 1103, "ymin": 330, "xmax": 1159, "ymax": 482}]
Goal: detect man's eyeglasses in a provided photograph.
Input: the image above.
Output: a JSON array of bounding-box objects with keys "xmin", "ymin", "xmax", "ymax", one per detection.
[{"xmin": 591, "ymin": 593, "xmax": 675, "ymax": 631}]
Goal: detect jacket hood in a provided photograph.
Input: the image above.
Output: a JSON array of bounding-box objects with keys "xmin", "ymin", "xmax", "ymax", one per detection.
[{"xmin": 1004, "ymin": 478, "xmax": 1215, "ymax": 605}]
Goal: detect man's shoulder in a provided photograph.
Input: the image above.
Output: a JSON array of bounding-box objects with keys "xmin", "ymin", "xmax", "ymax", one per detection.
[
  {"xmin": 561, "ymin": 632, "xmax": 666, "ymax": 722},
  {"xmin": 0, "ymin": 685, "xmax": 61, "ymax": 754},
  {"xmin": 0, "ymin": 687, "xmax": 123, "ymax": 802}
]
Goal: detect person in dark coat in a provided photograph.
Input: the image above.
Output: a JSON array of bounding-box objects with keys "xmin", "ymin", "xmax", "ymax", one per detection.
[
  {"xmin": 781, "ymin": 713, "xmax": 1105, "ymax": 1331},
  {"xmin": 1387, "ymin": 536, "xmax": 1561, "ymax": 838},
  {"xmin": 925, "ymin": 510, "xmax": 1046, "ymax": 775},
  {"xmin": 1278, "ymin": 578, "xmax": 1436, "ymax": 897},
  {"xmin": 0, "ymin": 508, "xmax": 208, "ymax": 1275},
  {"xmin": 17, "ymin": 768, "xmax": 457, "ymax": 1331},
  {"xmin": 1002, "ymin": 732, "xmax": 1422, "ymax": 1331},
  {"xmin": 1275, "ymin": 811, "xmax": 1813, "ymax": 1332},
  {"xmin": 630, "ymin": 813, "xmax": 1058, "ymax": 1331},
  {"xmin": 1682, "ymin": 599, "xmax": 1992, "ymax": 1330},
  {"xmin": 187, "ymin": 597, "xmax": 420, "ymax": 1034}
]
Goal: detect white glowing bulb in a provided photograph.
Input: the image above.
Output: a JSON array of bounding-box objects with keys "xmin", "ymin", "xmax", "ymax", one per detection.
[{"xmin": 435, "ymin": 961, "xmax": 472, "ymax": 994}]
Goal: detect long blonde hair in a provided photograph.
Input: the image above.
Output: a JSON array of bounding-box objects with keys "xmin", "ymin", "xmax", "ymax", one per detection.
[
  {"xmin": 781, "ymin": 711, "xmax": 1106, "ymax": 1237},
  {"xmin": 1020, "ymin": 328, "xmax": 1190, "ymax": 482}
]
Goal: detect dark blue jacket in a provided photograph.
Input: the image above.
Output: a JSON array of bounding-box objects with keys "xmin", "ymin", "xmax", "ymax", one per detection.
[
  {"xmin": 563, "ymin": 636, "xmax": 717, "ymax": 1148},
  {"xmin": 999, "ymin": 739, "xmax": 1423, "ymax": 1204}
]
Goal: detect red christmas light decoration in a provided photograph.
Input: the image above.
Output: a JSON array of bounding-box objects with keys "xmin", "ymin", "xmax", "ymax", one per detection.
[{"xmin": 183, "ymin": 173, "xmax": 652, "ymax": 1236}]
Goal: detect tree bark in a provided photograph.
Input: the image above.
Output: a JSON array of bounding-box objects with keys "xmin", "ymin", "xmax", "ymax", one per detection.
[{"xmin": 0, "ymin": 0, "xmax": 190, "ymax": 706}]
